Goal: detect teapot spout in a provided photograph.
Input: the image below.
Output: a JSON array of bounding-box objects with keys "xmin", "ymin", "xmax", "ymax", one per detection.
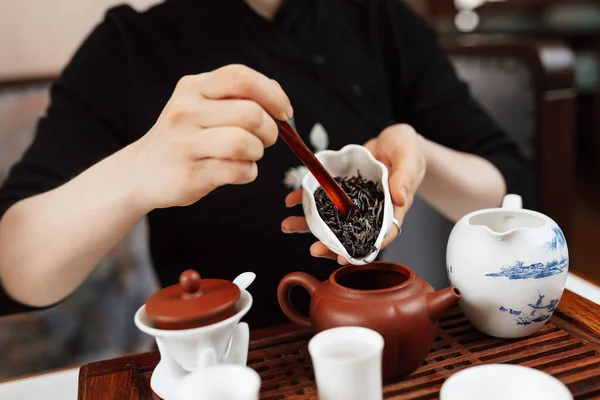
[{"xmin": 427, "ymin": 286, "xmax": 461, "ymax": 323}]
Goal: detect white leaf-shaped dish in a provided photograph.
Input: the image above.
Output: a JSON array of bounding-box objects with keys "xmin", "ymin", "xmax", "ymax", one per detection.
[{"xmin": 301, "ymin": 144, "xmax": 394, "ymax": 265}]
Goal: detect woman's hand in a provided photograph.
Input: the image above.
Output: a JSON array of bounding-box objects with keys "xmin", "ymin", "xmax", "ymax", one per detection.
[
  {"xmin": 281, "ymin": 124, "xmax": 426, "ymax": 264},
  {"xmin": 128, "ymin": 64, "xmax": 293, "ymax": 211}
]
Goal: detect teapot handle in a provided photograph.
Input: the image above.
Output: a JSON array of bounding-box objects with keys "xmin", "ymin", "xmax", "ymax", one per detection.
[{"xmin": 277, "ymin": 272, "xmax": 319, "ymax": 329}]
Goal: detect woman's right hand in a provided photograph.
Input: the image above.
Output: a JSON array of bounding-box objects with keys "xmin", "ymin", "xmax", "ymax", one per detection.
[{"xmin": 127, "ymin": 64, "xmax": 293, "ymax": 210}]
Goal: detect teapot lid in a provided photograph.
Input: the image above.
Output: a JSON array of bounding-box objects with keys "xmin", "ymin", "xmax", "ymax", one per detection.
[{"xmin": 145, "ymin": 269, "xmax": 240, "ymax": 328}]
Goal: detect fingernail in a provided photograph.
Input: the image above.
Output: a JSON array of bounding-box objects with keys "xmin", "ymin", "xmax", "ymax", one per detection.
[
  {"xmin": 284, "ymin": 104, "xmax": 294, "ymax": 120},
  {"xmin": 401, "ymin": 186, "xmax": 408, "ymax": 203}
]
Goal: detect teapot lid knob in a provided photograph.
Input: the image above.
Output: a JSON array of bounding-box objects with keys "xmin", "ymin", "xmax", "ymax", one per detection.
[{"xmin": 180, "ymin": 269, "xmax": 202, "ymax": 295}]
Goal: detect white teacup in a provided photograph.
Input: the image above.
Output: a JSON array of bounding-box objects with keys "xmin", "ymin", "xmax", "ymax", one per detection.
[
  {"xmin": 179, "ymin": 365, "xmax": 261, "ymax": 400},
  {"xmin": 440, "ymin": 364, "xmax": 573, "ymax": 400},
  {"xmin": 308, "ymin": 326, "xmax": 384, "ymax": 400},
  {"xmin": 301, "ymin": 144, "xmax": 394, "ymax": 265}
]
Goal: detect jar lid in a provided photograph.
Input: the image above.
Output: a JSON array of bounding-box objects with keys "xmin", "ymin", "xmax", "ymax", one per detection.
[{"xmin": 145, "ymin": 269, "xmax": 240, "ymax": 330}]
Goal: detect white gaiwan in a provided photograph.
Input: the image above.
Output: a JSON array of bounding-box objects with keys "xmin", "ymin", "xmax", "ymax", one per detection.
[
  {"xmin": 134, "ymin": 270, "xmax": 255, "ymax": 400},
  {"xmin": 446, "ymin": 194, "xmax": 569, "ymax": 338},
  {"xmin": 302, "ymin": 144, "xmax": 394, "ymax": 265}
]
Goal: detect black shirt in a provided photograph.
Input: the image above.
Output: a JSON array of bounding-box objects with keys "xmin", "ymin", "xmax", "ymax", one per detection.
[{"xmin": 0, "ymin": 0, "xmax": 535, "ymax": 326}]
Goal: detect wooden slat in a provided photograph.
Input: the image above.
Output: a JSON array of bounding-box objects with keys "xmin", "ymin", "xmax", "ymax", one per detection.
[
  {"xmin": 385, "ymin": 383, "xmax": 442, "ymax": 400},
  {"xmin": 561, "ymin": 366, "xmax": 600, "ymax": 385},
  {"xmin": 522, "ymin": 346, "xmax": 598, "ymax": 370},
  {"xmin": 544, "ymin": 355, "xmax": 600, "ymax": 376},
  {"xmin": 557, "ymin": 290, "xmax": 600, "ymax": 337}
]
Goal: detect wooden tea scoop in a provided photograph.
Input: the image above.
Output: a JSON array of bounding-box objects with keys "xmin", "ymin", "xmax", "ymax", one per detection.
[{"xmin": 275, "ymin": 119, "xmax": 354, "ymax": 215}]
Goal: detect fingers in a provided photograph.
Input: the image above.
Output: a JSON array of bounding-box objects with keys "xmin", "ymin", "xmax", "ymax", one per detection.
[
  {"xmin": 380, "ymin": 212, "xmax": 402, "ymax": 250},
  {"xmin": 389, "ymin": 169, "xmax": 409, "ymax": 208},
  {"xmin": 310, "ymin": 242, "xmax": 338, "ymax": 260},
  {"xmin": 281, "ymin": 214, "xmax": 342, "ymax": 262},
  {"xmin": 193, "ymin": 65, "xmax": 293, "ymax": 121},
  {"xmin": 195, "ymin": 158, "xmax": 258, "ymax": 189},
  {"xmin": 337, "ymin": 255, "xmax": 350, "ymax": 265},
  {"xmin": 194, "ymin": 99, "xmax": 278, "ymax": 147},
  {"xmin": 285, "ymin": 189, "xmax": 303, "ymax": 207},
  {"xmin": 310, "ymin": 242, "xmax": 350, "ymax": 265},
  {"xmin": 193, "ymin": 127, "xmax": 265, "ymax": 161},
  {"xmin": 378, "ymin": 125, "xmax": 425, "ymax": 208},
  {"xmin": 363, "ymin": 139, "xmax": 380, "ymax": 163},
  {"xmin": 281, "ymin": 216, "xmax": 310, "ymax": 233}
]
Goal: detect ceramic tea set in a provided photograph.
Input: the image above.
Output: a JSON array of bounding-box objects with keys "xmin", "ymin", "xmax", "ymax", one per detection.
[
  {"xmin": 133, "ymin": 144, "xmax": 570, "ymax": 399},
  {"xmin": 300, "ymin": 144, "xmax": 569, "ymax": 339}
]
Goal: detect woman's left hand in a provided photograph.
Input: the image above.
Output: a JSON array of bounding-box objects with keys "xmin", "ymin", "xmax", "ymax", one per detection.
[{"xmin": 281, "ymin": 124, "xmax": 427, "ymax": 264}]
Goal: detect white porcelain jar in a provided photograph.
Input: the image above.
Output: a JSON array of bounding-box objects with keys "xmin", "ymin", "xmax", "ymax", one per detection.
[{"xmin": 446, "ymin": 194, "xmax": 569, "ymax": 338}]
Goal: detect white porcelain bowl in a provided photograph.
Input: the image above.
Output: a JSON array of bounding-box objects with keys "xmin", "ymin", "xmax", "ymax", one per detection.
[
  {"xmin": 440, "ymin": 364, "xmax": 573, "ymax": 400},
  {"xmin": 301, "ymin": 144, "xmax": 394, "ymax": 265}
]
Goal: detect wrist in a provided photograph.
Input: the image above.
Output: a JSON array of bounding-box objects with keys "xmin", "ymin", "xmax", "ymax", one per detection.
[
  {"xmin": 106, "ymin": 141, "xmax": 156, "ymax": 217},
  {"xmin": 418, "ymin": 135, "xmax": 456, "ymax": 175},
  {"xmin": 417, "ymin": 134, "xmax": 434, "ymax": 167}
]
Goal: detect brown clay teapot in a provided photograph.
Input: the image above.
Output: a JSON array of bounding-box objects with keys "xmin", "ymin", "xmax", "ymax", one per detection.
[{"xmin": 277, "ymin": 261, "xmax": 461, "ymax": 381}]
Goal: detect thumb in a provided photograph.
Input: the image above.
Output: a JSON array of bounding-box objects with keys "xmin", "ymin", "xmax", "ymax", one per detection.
[
  {"xmin": 363, "ymin": 139, "xmax": 378, "ymax": 157},
  {"xmin": 388, "ymin": 168, "xmax": 408, "ymax": 208}
]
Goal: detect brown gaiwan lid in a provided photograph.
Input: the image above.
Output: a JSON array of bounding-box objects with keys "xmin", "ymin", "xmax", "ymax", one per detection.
[{"xmin": 145, "ymin": 269, "xmax": 240, "ymax": 330}]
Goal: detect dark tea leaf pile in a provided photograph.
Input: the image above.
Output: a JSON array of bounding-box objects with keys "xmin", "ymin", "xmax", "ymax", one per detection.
[{"xmin": 314, "ymin": 172, "xmax": 384, "ymax": 258}]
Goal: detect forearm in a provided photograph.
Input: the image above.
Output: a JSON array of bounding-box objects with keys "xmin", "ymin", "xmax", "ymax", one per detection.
[
  {"xmin": 0, "ymin": 143, "xmax": 150, "ymax": 307},
  {"xmin": 417, "ymin": 137, "xmax": 507, "ymax": 222}
]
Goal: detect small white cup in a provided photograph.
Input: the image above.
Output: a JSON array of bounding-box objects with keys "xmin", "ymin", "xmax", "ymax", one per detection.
[
  {"xmin": 178, "ymin": 364, "xmax": 261, "ymax": 400},
  {"xmin": 440, "ymin": 364, "xmax": 573, "ymax": 400},
  {"xmin": 308, "ymin": 326, "xmax": 384, "ymax": 400}
]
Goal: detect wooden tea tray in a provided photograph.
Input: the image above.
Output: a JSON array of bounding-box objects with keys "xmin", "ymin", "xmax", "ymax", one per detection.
[{"xmin": 78, "ymin": 290, "xmax": 600, "ymax": 399}]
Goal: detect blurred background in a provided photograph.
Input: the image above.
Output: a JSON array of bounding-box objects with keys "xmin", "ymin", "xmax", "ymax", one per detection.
[{"xmin": 0, "ymin": 0, "xmax": 598, "ymax": 380}]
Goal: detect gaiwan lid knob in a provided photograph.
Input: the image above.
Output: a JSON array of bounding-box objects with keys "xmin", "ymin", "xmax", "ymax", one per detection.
[{"xmin": 145, "ymin": 269, "xmax": 240, "ymax": 330}]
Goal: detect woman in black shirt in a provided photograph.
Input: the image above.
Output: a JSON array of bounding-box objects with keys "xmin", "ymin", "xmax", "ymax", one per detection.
[{"xmin": 0, "ymin": 0, "xmax": 534, "ymax": 328}]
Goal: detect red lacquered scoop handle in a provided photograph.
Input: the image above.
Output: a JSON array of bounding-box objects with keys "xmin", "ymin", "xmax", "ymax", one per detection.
[{"xmin": 276, "ymin": 120, "xmax": 353, "ymax": 214}]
